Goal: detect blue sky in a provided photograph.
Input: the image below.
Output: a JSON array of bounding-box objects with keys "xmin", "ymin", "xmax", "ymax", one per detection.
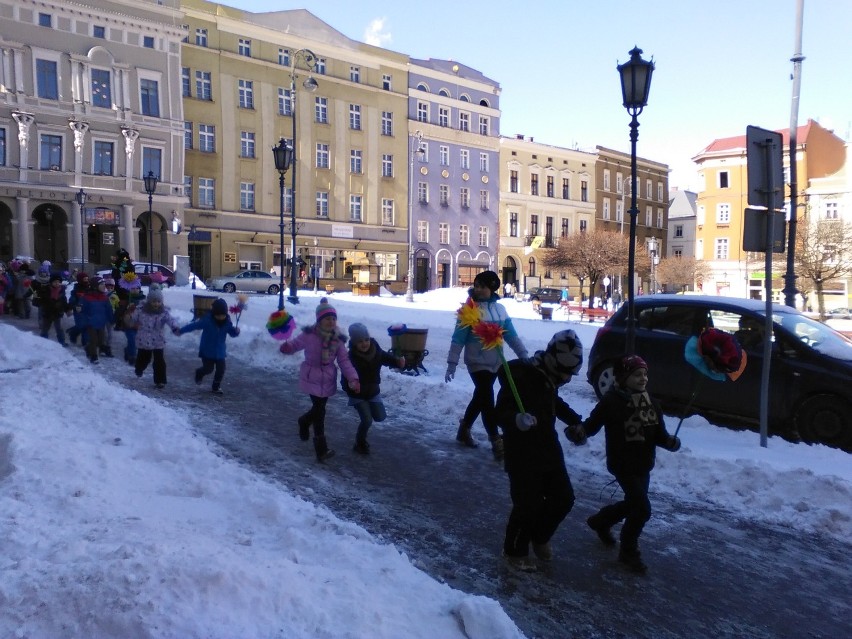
[{"xmin": 237, "ymin": 1, "xmax": 850, "ymax": 189}]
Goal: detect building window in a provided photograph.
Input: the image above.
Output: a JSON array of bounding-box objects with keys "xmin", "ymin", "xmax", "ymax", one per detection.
[
  {"xmin": 381, "ymin": 154, "xmax": 393, "ymax": 178},
  {"xmin": 283, "ymin": 186, "xmax": 293, "ymax": 213},
  {"xmin": 675, "ymin": 224, "xmax": 684, "ymax": 238},
  {"xmin": 439, "ymin": 185, "xmax": 449, "ymax": 206},
  {"xmin": 657, "ymin": 210, "xmax": 663, "ymax": 228},
  {"xmin": 480, "ymin": 190, "xmax": 489, "ymax": 211},
  {"xmin": 381, "ymin": 198, "xmax": 394, "ymax": 225},
  {"xmin": 181, "ymin": 67, "xmax": 191, "ymax": 97},
  {"xmin": 36, "ymin": 59, "xmax": 58, "ymax": 100},
  {"xmin": 316, "ymin": 192, "xmax": 329, "ymax": 218},
  {"xmin": 417, "ymin": 220, "xmax": 428, "ymax": 243},
  {"xmin": 439, "ymin": 107, "xmax": 449, "ymax": 127},
  {"xmin": 349, "ymin": 104, "xmax": 361, "ymax": 130},
  {"xmin": 240, "ymin": 131, "xmax": 255, "ymax": 158},
  {"xmin": 530, "ymin": 174, "xmax": 539, "ymax": 196},
  {"xmin": 278, "ymin": 48, "xmax": 290, "ymax": 66},
  {"xmin": 562, "ymin": 178, "xmax": 570, "ymax": 199},
  {"xmin": 460, "ymin": 187, "xmax": 470, "ymax": 209},
  {"xmin": 350, "ymin": 66, "xmax": 360, "ymax": 83},
  {"xmin": 315, "ymin": 97, "xmax": 328, "ymax": 123},
  {"xmin": 417, "ymin": 101, "xmax": 428, "ymax": 123},
  {"xmin": 561, "ymin": 218, "xmax": 570, "ymax": 238},
  {"xmin": 646, "ymin": 179, "xmax": 652, "ymax": 199},
  {"xmin": 825, "ymin": 201, "xmax": 839, "ymax": 219},
  {"xmin": 93, "ymin": 141, "xmax": 113, "ymax": 175},
  {"xmin": 439, "ymin": 223, "xmax": 449, "ymax": 244},
  {"xmin": 238, "ymin": 79, "xmax": 253, "ymax": 109},
  {"xmin": 479, "ymin": 226, "xmax": 488, "ymax": 247},
  {"xmin": 382, "ymin": 74, "xmax": 392, "ymax": 90},
  {"xmin": 38, "ymin": 12, "xmax": 52, "ymax": 27},
  {"xmin": 349, "ymin": 195, "xmax": 363, "ymax": 222},
  {"xmin": 184, "ymin": 176, "xmax": 192, "ymax": 206},
  {"xmin": 460, "ymin": 224, "xmax": 470, "ymax": 246},
  {"xmin": 616, "ymin": 200, "xmax": 624, "ymax": 223},
  {"xmin": 530, "ymin": 214, "xmax": 539, "ymax": 236},
  {"xmin": 547, "ymin": 175, "xmax": 554, "ymax": 198},
  {"xmin": 195, "ymin": 28, "xmax": 207, "ymax": 46},
  {"xmin": 580, "ymin": 220, "xmax": 587, "ymax": 233},
  {"xmin": 316, "ymin": 143, "xmax": 329, "ymax": 169},
  {"xmin": 479, "ymin": 116, "xmax": 490, "ymax": 136},
  {"xmin": 509, "ymin": 212, "xmax": 518, "ymax": 237},
  {"xmin": 316, "ymin": 58, "xmax": 326, "ymax": 74},
  {"xmin": 240, "ymin": 182, "xmax": 255, "ymax": 211},
  {"xmin": 645, "ymin": 206, "xmax": 652, "ymax": 227},
  {"xmin": 528, "ymin": 257, "xmax": 536, "ymax": 277},
  {"xmin": 350, "ymin": 149, "xmax": 362, "ymax": 174},
  {"xmin": 142, "ymin": 147, "xmax": 161, "ymax": 180},
  {"xmin": 459, "ymin": 112, "xmax": 470, "ymax": 132},
  {"xmin": 199, "ymin": 124, "xmax": 215, "ymax": 152},
  {"xmin": 510, "ymin": 170, "xmax": 519, "ymax": 193},
  {"xmin": 196, "ymin": 71, "xmax": 212, "ymax": 100},
  {"xmin": 418, "ymin": 182, "xmax": 428, "ymax": 203},
  {"xmin": 460, "ymin": 149, "xmax": 470, "ymax": 170},
  {"xmin": 603, "ymin": 170, "xmax": 610, "ymax": 191},
  {"xmin": 418, "ymin": 142, "xmax": 429, "ymax": 162},
  {"xmin": 140, "ymin": 78, "xmax": 159, "ymax": 116},
  {"xmin": 0, "ymin": 129, "xmax": 6, "ymax": 165},
  {"xmin": 184, "ymin": 122, "xmax": 193, "ymax": 149},
  {"xmin": 238, "ymin": 38, "xmax": 251, "ymax": 57},
  {"xmin": 198, "ymin": 177, "xmax": 214, "ymax": 208},
  {"xmin": 91, "ymin": 69, "xmax": 111, "ymax": 108},
  {"xmin": 278, "ymin": 88, "xmax": 293, "ymax": 115},
  {"xmin": 718, "ymin": 171, "xmax": 729, "ymax": 189},
  {"xmin": 143, "ymin": 36, "xmax": 155, "ymax": 49},
  {"xmin": 479, "ymin": 153, "xmax": 489, "ymax": 173},
  {"xmin": 657, "ymin": 183, "xmax": 664, "ymax": 201},
  {"xmin": 439, "ymin": 145, "xmax": 449, "ymax": 166},
  {"xmin": 715, "ymin": 238, "xmax": 729, "ymax": 259},
  {"xmin": 40, "ymin": 134, "xmax": 62, "ymax": 170},
  {"xmin": 381, "ymin": 111, "xmax": 393, "ymax": 136},
  {"xmin": 716, "ymin": 203, "xmax": 731, "ymax": 224},
  {"xmin": 603, "ymin": 199, "xmax": 610, "ymax": 220},
  {"xmin": 581, "ymin": 180, "xmax": 589, "ymax": 202}
]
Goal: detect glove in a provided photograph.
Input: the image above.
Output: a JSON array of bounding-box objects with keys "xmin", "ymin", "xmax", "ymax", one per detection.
[
  {"xmin": 667, "ymin": 435, "xmax": 681, "ymax": 452},
  {"xmin": 515, "ymin": 413, "xmax": 537, "ymax": 431},
  {"xmin": 564, "ymin": 423, "xmax": 587, "ymax": 446},
  {"xmin": 397, "ymin": 357, "xmax": 407, "ymax": 369},
  {"xmin": 234, "ymin": 327, "xmax": 240, "ymax": 336},
  {"xmin": 445, "ymin": 363, "xmax": 457, "ymax": 383},
  {"xmin": 349, "ymin": 379, "xmax": 361, "ymax": 394},
  {"xmin": 172, "ymin": 327, "xmax": 181, "ymax": 336}
]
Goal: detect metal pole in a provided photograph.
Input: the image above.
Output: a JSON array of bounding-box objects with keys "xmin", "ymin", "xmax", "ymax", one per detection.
[
  {"xmin": 148, "ymin": 191, "xmax": 154, "ymax": 271},
  {"xmin": 626, "ymin": 113, "xmax": 640, "ymax": 354},
  {"xmin": 406, "ymin": 131, "xmax": 422, "ymax": 302},
  {"xmin": 313, "ymin": 238, "xmax": 319, "ymax": 293},
  {"xmin": 278, "ymin": 171, "xmax": 285, "ymax": 310},
  {"xmin": 288, "ymin": 71, "xmax": 300, "ymax": 304}
]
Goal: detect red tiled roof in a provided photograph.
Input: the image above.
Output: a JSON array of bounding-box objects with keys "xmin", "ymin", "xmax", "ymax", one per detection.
[{"xmin": 698, "ymin": 119, "xmax": 817, "ymax": 154}]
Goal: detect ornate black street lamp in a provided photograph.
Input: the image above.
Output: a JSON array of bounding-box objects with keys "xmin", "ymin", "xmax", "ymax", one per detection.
[
  {"xmin": 75, "ymin": 187, "xmax": 87, "ymax": 274},
  {"xmin": 618, "ymin": 46, "xmax": 654, "ymax": 354},
  {"xmin": 143, "ymin": 171, "xmax": 159, "ymax": 272},
  {"xmin": 272, "ymin": 138, "xmax": 294, "ymax": 310}
]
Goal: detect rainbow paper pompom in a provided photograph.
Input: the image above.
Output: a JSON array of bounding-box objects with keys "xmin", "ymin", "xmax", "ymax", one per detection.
[{"xmin": 267, "ymin": 309, "xmax": 296, "ymax": 340}]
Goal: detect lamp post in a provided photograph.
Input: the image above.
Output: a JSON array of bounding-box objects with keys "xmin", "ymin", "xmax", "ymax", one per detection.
[
  {"xmin": 618, "ymin": 45, "xmax": 654, "ymax": 354},
  {"xmin": 143, "ymin": 171, "xmax": 159, "ymax": 272},
  {"xmin": 648, "ymin": 236, "xmax": 659, "ymax": 294},
  {"xmin": 75, "ymin": 187, "xmax": 87, "ymax": 275},
  {"xmin": 283, "ymin": 48, "xmax": 319, "ymax": 305},
  {"xmin": 313, "ymin": 237, "xmax": 319, "ymax": 293},
  {"xmin": 272, "ymin": 138, "xmax": 294, "ymax": 310},
  {"xmin": 617, "ymin": 175, "xmax": 631, "ymax": 296},
  {"xmin": 405, "ymin": 130, "xmax": 424, "ymax": 302}
]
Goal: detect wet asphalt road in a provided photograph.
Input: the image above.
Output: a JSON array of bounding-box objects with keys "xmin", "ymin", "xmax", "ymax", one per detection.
[{"xmin": 22, "ymin": 316, "xmax": 852, "ymax": 639}]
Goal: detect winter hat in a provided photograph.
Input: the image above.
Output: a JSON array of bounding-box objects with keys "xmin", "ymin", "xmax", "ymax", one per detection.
[
  {"xmin": 348, "ymin": 322, "xmax": 370, "ymax": 342},
  {"xmin": 315, "ymin": 297, "xmax": 336, "ymax": 322},
  {"xmin": 545, "ymin": 330, "xmax": 584, "ymax": 377},
  {"xmin": 76, "ymin": 272, "xmax": 90, "ymax": 284},
  {"xmin": 147, "ymin": 287, "xmax": 164, "ymax": 304},
  {"xmin": 49, "ymin": 273, "xmax": 63, "ymax": 284},
  {"xmin": 212, "ymin": 298, "xmax": 228, "ymax": 316},
  {"xmin": 90, "ymin": 276, "xmax": 104, "ymax": 288},
  {"xmin": 103, "ymin": 277, "xmax": 115, "ymax": 287},
  {"xmin": 473, "ymin": 270, "xmax": 501, "ymax": 293},
  {"xmin": 615, "ymin": 355, "xmax": 648, "ymax": 386}
]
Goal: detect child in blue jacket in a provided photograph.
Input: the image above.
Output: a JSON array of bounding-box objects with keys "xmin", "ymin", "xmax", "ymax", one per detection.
[
  {"xmin": 178, "ymin": 298, "xmax": 240, "ymax": 394},
  {"xmin": 80, "ymin": 276, "xmax": 115, "ymax": 363}
]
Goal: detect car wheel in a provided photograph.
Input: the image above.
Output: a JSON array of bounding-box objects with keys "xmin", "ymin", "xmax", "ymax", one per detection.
[
  {"xmin": 795, "ymin": 394, "xmax": 852, "ymax": 451},
  {"xmin": 591, "ymin": 362, "xmax": 616, "ymax": 400},
  {"xmin": 268, "ymin": 284, "xmax": 280, "ymax": 295},
  {"xmin": 223, "ymin": 283, "xmax": 236, "ymax": 293}
]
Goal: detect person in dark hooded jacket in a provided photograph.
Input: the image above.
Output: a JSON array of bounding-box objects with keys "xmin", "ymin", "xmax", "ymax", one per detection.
[
  {"xmin": 342, "ymin": 323, "xmax": 405, "ymax": 454},
  {"xmin": 178, "ymin": 298, "xmax": 240, "ymax": 395},
  {"xmin": 494, "ymin": 329, "xmax": 584, "ymax": 568},
  {"xmin": 38, "ymin": 274, "xmax": 72, "ymax": 345}
]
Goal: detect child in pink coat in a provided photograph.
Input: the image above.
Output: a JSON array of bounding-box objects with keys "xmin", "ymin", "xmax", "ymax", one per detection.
[{"xmin": 279, "ymin": 298, "xmax": 360, "ymax": 461}]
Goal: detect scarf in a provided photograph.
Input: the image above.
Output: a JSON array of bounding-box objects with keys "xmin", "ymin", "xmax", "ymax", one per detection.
[
  {"xmin": 351, "ymin": 340, "xmax": 377, "ymax": 364},
  {"xmin": 317, "ymin": 325, "xmax": 340, "ymax": 366}
]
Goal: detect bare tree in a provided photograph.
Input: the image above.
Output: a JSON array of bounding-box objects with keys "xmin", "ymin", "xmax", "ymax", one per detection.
[
  {"xmin": 655, "ymin": 256, "xmax": 712, "ymax": 292},
  {"xmin": 794, "ymin": 214, "xmax": 852, "ymax": 319},
  {"xmin": 541, "ymin": 231, "xmax": 637, "ymax": 307}
]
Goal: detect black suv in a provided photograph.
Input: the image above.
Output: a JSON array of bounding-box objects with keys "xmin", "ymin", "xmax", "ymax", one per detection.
[
  {"xmin": 587, "ymin": 295, "xmax": 852, "ymax": 451},
  {"xmin": 523, "ymin": 287, "xmax": 564, "ymax": 304}
]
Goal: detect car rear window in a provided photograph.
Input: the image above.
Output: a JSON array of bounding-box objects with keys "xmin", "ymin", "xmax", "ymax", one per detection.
[{"xmin": 637, "ymin": 305, "xmax": 697, "ymax": 336}]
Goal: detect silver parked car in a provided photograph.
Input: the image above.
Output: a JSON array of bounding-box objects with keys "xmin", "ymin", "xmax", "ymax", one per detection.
[{"xmin": 206, "ymin": 269, "xmax": 280, "ymax": 294}]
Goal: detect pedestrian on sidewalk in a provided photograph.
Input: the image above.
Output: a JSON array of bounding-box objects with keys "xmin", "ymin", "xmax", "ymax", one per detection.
[
  {"xmin": 178, "ymin": 297, "xmax": 240, "ymax": 395},
  {"xmin": 37, "ymin": 273, "xmax": 72, "ymax": 345},
  {"xmin": 278, "ymin": 298, "xmax": 360, "ymax": 462},
  {"xmin": 343, "ymin": 322, "xmax": 404, "ymax": 455},
  {"xmin": 66, "ymin": 272, "xmax": 90, "ymax": 347},
  {"xmin": 446, "ymin": 270, "xmax": 528, "ymax": 460},
  {"xmin": 129, "ymin": 285, "xmax": 181, "ymax": 388},
  {"xmin": 80, "ymin": 276, "xmax": 114, "ymax": 363},
  {"xmin": 495, "ymin": 329, "xmax": 584, "ymax": 568},
  {"xmin": 565, "ymin": 355, "xmax": 681, "ymax": 573}
]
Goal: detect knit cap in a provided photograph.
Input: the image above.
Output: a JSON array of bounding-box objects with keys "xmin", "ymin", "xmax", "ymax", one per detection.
[
  {"xmin": 147, "ymin": 287, "xmax": 164, "ymax": 304},
  {"xmin": 615, "ymin": 355, "xmax": 648, "ymax": 385},
  {"xmin": 315, "ymin": 297, "xmax": 336, "ymax": 322},
  {"xmin": 473, "ymin": 270, "xmax": 501, "ymax": 293},
  {"xmin": 49, "ymin": 273, "xmax": 63, "ymax": 284},
  {"xmin": 212, "ymin": 298, "xmax": 228, "ymax": 316},
  {"xmin": 348, "ymin": 322, "xmax": 370, "ymax": 342},
  {"xmin": 545, "ymin": 330, "xmax": 584, "ymax": 377}
]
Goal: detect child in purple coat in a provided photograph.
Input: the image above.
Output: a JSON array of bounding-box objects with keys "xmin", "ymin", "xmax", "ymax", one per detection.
[
  {"xmin": 279, "ymin": 298, "xmax": 360, "ymax": 462},
  {"xmin": 129, "ymin": 286, "xmax": 181, "ymax": 389}
]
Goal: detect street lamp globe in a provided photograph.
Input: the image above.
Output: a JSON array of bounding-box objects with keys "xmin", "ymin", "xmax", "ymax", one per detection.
[{"xmin": 75, "ymin": 188, "xmax": 87, "ymax": 275}]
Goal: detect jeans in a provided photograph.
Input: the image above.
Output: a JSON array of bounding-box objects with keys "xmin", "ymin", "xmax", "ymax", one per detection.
[
  {"xmin": 352, "ymin": 398, "xmax": 387, "ymax": 440},
  {"xmin": 591, "ymin": 473, "xmax": 652, "ymax": 552},
  {"xmin": 123, "ymin": 328, "xmax": 138, "ymax": 362},
  {"xmin": 197, "ymin": 357, "xmax": 226, "ymax": 390},
  {"xmin": 40, "ymin": 317, "xmax": 66, "ymax": 345}
]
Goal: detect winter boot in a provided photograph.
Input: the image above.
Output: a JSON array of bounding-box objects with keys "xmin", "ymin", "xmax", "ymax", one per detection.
[
  {"xmin": 456, "ymin": 419, "xmax": 478, "ymax": 448},
  {"xmin": 297, "ymin": 415, "xmax": 312, "ymax": 441},
  {"xmin": 532, "ymin": 542, "xmax": 553, "ymax": 562},
  {"xmin": 211, "ymin": 382, "xmax": 223, "ymax": 396},
  {"xmin": 314, "ymin": 436, "xmax": 335, "ymax": 462},
  {"xmin": 353, "ymin": 436, "xmax": 371, "ymax": 455},
  {"xmin": 490, "ymin": 436, "xmax": 505, "ymax": 461},
  {"xmin": 587, "ymin": 515, "xmax": 616, "ymax": 547},
  {"xmin": 618, "ymin": 547, "xmax": 647, "ymax": 574}
]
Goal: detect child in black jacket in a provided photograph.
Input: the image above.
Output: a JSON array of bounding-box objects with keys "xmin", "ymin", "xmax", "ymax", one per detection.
[
  {"xmin": 566, "ymin": 355, "xmax": 681, "ymax": 573},
  {"xmin": 342, "ymin": 323, "xmax": 404, "ymax": 454}
]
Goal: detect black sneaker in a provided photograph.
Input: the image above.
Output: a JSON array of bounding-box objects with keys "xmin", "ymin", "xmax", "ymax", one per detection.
[
  {"xmin": 155, "ymin": 383, "xmax": 165, "ymax": 389},
  {"xmin": 532, "ymin": 542, "xmax": 552, "ymax": 561},
  {"xmin": 212, "ymin": 387, "xmax": 223, "ymax": 396},
  {"xmin": 317, "ymin": 449, "xmax": 336, "ymax": 462},
  {"xmin": 297, "ymin": 416, "xmax": 311, "ymax": 441},
  {"xmin": 618, "ymin": 549, "xmax": 648, "ymax": 574},
  {"xmin": 194, "ymin": 371, "xmax": 203, "ymax": 385},
  {"xmin": 353, "ymin": 439, "xmax": 371, "ymax": 455},
  {"xmin": 587, "ymin": 516, "xmax": 616, "ymax": 547},
  {"xmin": 89, "ymin": 356, "xmax": 99, "ymax": 364}
]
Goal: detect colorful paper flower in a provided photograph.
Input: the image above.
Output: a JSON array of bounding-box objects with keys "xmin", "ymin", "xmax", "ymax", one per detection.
[
  {"xmin": 119, "ymin": 272, "xmax": 141, "ymax": 291},
  {"xmin": 472, "ymin": 321, "xmax": 505, "ymax": 350},
  {"xmin": 266, "ymin": 309, "xmax": 296, "ymax": 341},
  {"xmin": 456, "ymin": 297, "xmax": 481, "ymax": 329}
]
